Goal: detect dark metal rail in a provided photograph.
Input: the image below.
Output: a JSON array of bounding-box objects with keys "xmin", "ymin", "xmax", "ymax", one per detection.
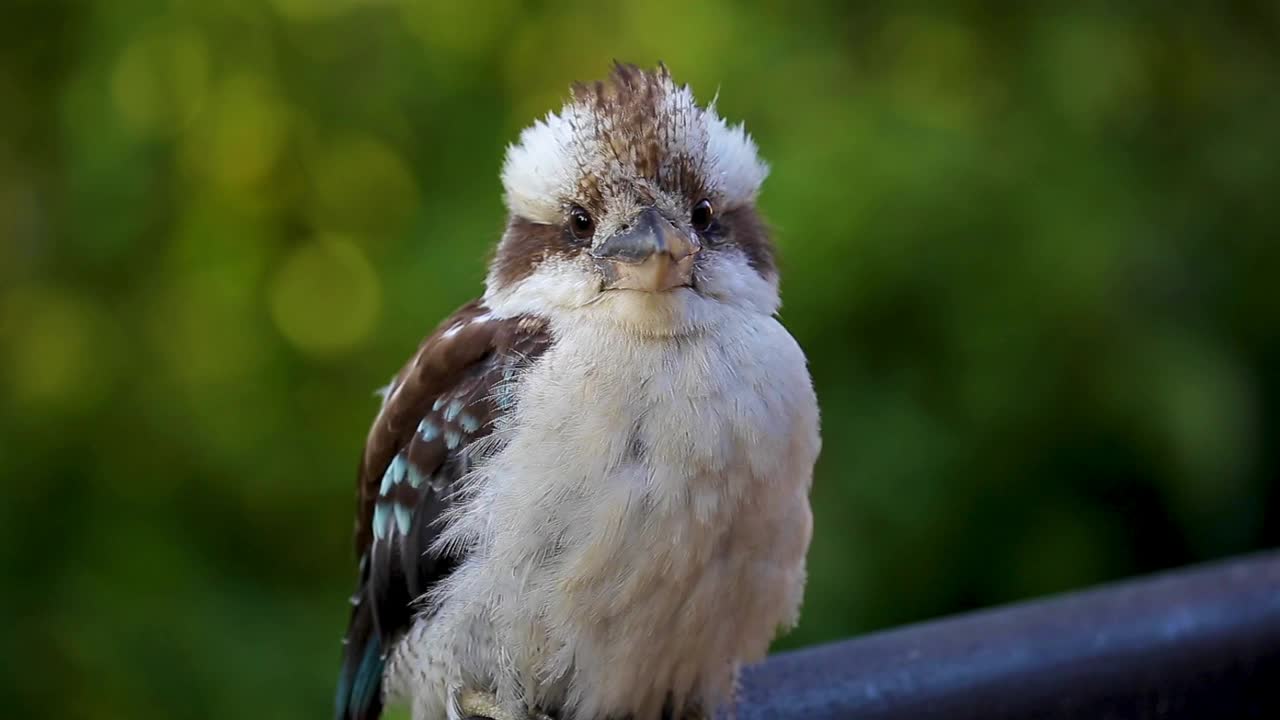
[{"xmin": 736, "ymin": 550, "xmax": 1280, "ymax": 719}]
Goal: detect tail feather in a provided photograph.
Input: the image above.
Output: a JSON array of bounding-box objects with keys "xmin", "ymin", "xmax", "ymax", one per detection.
[{"xmin": 336, "ymin": 598, "xmax": 385, "ymax": 720}]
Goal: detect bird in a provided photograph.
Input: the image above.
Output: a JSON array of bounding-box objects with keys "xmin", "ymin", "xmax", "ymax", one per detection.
[{"xmin": 335, "ymin": 62, "xmax": 821, "ymax": 720}]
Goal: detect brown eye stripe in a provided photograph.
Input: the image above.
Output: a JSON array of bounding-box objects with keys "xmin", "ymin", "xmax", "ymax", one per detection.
[
  {"xmin": 717, "ymin": 205, "xmax": 775, "ymax": 277},
  {"xmin": 489, "ymin": 216, "xmax": 581, "ymax": 288}
]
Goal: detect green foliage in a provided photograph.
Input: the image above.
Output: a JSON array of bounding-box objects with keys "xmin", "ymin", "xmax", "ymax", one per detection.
[{"xmin": 2, "ymin": 1, "xmax": 1278, "ymax": 717}]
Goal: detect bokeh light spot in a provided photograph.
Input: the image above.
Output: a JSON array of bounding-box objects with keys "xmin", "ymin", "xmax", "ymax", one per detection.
[
  {"xmin": 309, "ymin": 134, "xmax": 420, "ymax": 237},
  {"xmin": 2, "ymin": 286, "xmax": 119, "ymax": 413},
  {"xmin": 270, "ymin": 235, "xmax": 381, "ymax": 356},
  {"xmin": 190, "ymin": 73, "xmax": 288, "ymax": 190},
  {"xmin": 110, "ymin": 29, "xmax": 210, "ymax": 136}
]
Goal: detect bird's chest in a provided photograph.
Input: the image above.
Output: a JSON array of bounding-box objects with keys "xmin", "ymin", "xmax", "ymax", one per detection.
[
  {"xmin": 501, "ymin": 325, "xmax": 799, "ymax": 558},
  {"xmin": 456, "ymin": 319, "xmax": 815, "ymax": 717}
]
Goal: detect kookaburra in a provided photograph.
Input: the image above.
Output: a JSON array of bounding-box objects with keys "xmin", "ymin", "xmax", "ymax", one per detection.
[{"xmin": 336, "ymin": 63, "xmax": 820, "ymax": 720}]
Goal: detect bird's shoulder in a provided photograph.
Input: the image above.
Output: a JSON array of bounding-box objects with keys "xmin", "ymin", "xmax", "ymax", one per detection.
[{"xmin": 354, "ymin": 298, "xmax": 550, "ymax": 557}]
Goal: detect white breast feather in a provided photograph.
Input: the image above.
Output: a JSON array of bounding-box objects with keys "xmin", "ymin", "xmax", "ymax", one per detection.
[{"xmin": 387, "ymin": 267, "xmax": 820, "ymax": 720}]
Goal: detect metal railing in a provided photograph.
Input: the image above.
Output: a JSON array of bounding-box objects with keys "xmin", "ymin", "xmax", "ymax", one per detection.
[{"xmin": 736, "ymin": 550, "xmax": 1280, "ymax": 719}]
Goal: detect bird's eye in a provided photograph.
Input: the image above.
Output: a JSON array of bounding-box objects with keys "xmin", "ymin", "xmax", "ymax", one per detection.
[
  {"xmin": 691, "ymin": 199, "xmax": 714, "ymax": 232},
  {"xmin": 569, "ymin": 206, "xmax": 595, "ymax": 240}
]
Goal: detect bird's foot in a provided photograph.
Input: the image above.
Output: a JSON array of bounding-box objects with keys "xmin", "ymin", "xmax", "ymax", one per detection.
[{"xmin": 456, "ymin": 688, "xmax": 554, "ymax": 720}]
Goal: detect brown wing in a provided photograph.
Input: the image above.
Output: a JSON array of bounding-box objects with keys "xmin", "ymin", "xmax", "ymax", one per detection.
[{"xmin": 336, "ymin": 299, "xmax": 551, "ymax": 720}]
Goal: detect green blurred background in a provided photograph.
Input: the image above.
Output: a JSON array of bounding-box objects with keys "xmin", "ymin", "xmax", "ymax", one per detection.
[{"xmin": 3, "ymin": 1, "xmax": 1278, "ymax": 717}]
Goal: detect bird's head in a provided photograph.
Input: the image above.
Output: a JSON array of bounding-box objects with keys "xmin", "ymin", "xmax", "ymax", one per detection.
[{"xmin": 484, "ymin": 63, "xmax": 777, "ymax": 335}]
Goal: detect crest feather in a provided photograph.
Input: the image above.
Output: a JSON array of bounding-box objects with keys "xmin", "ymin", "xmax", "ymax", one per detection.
[{"xmin": 501, "ymin": 63, "xmax": 767, "ymax": 223}]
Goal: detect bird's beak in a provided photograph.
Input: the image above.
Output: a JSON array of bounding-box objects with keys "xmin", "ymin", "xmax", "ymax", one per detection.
[{"xmin": 591, "ymin": 208, "xmax": 701, "ymax": 292}]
